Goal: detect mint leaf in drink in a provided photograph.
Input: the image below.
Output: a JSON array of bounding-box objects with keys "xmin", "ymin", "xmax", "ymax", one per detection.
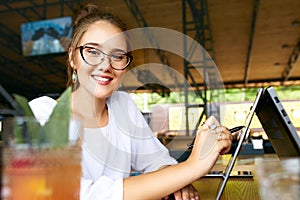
[
  {"xmin": 13, "ymin": 95, "xmax": 40, "ymax": 144},
  {"xmin": 13, "ymin": 94, "xmax": 35, "ymax": 117}
]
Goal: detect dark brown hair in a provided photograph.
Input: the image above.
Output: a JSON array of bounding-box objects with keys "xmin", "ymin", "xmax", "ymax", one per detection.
[{"xmin": 66, "ymin": 3, "xmax": 128, "ymax": 88}]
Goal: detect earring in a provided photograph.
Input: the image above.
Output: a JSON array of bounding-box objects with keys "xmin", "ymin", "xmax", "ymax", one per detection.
[{"xmin": 72, "ymin": 69, "xmax": 77, "ymax": 83}]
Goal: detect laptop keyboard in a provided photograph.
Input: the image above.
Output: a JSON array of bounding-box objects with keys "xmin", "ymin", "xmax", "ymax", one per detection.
[{"xmin": 204, "ymin": 170, "xmax": 254, "ymax": 178}]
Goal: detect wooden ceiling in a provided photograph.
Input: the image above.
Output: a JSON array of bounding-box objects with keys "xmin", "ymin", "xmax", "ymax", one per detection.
[{"xmin": 0, "ymin": 0, "xmax": 300, "ymax": 107}]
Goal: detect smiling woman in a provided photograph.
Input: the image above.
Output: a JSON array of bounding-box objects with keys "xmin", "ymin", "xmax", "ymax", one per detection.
[{"xmin": 27, "ymin": 3, "xmax": 233, "ymax": 200}]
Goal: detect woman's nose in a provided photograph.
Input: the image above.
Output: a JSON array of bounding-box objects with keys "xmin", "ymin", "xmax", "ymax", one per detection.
[{"xmin": 97, "ymin": 56, "xmax": 111, "ymax": 71}]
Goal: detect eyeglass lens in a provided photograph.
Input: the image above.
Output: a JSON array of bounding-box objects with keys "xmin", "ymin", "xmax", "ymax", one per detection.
[{"xmin": 81, "ymin": 46, "xmax": 130, "ymax": 70}]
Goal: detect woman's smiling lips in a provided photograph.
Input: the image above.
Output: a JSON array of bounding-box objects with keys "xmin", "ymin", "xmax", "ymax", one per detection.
[{"xmin": 92, "ymin": 75, "xmax": 113, "ymax": 85}]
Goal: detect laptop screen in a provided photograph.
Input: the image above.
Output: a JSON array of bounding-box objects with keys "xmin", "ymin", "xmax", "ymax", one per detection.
[{"xmin": 255, "ymin": 86, "xmax": 300, "ymax": 157}]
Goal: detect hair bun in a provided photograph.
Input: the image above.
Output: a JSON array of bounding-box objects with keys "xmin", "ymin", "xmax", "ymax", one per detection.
[{"xmin": 73, "ymin": 4, "xmax": 100, "ymax": 27}]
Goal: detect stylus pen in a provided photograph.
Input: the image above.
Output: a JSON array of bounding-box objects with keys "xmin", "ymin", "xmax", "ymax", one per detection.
[
  {"xmin": 186, "ymin": 125, "xmax": 245, "ymax": 150},
  {"xmin": 229, "ymin": 126, "xmax": 245, "ymax": 133}
]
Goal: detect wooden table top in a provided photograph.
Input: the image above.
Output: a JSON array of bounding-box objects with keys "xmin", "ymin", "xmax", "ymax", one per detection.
[{"xmin": 192, "ymin": 154, "xmax": 280, "ymax": 200}]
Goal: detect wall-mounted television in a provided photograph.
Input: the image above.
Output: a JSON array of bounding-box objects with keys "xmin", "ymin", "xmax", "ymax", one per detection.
[{"xmin": 20, "ymin": 16, "xmax": 72, "ymax": 56}]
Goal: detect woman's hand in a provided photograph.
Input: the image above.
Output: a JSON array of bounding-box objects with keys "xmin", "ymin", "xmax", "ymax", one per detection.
[
  {"xmin": 173, "ymin": 184, "xmax": 199, "ymax": 200},
  {"xmin": 162, "ymin": 184, "xmax": 199, "ymax": 200},
  {"xmin": 187, "ymin": 116, "xmax": 232, "ymax": 175}
]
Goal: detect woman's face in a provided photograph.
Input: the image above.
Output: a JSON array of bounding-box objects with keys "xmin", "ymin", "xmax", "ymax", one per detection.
[{"xmin": 70, "ymin": 20, "xmax": 128, "ymax": 99}]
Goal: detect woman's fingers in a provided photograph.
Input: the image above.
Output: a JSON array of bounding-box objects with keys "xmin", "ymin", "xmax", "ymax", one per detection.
[
  {"xmin": 216, "ymin": 126, "xmax": 232, "ymax": 141},
  {"xmin": 219, "ymin": 137, "xmax": 232, "ymax": 155},
  {"xmin": 195, "ymin": 124, "xmax": 232, "ymax": 158},
  {"xmin": 201, "ymin": 116, "xmax": 220, "ymax": 130}
]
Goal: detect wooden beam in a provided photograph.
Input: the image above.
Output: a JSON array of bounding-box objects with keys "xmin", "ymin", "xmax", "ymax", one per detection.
[{"xmin": 282, "ymin": 40, "xmax": 300, "ymax": 82}]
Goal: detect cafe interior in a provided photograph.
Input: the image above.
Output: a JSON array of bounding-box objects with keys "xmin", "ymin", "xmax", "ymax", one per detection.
[{"xmin": 0, "ymin": 0, "xmax": 299, "ymax": 199}]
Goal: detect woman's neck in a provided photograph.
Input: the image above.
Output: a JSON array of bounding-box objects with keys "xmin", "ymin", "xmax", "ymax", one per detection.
[{"xmin": 71, "ymin": 87, "xmax": 109, "ymax": 128}]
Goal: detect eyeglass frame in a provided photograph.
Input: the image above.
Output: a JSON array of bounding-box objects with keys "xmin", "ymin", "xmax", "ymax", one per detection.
[{"xmin": 75, "ymin": 45, "xmax": 133, "ymax": 70}]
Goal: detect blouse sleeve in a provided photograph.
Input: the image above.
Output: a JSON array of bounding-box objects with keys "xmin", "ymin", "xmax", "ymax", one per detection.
[
  {"xmin": 129, "ymin": 109, "xmax": 177, "ymax": 173},
  {"xmin": 111, "ymin": 91, "xmax": 177, "ymax": 173}
]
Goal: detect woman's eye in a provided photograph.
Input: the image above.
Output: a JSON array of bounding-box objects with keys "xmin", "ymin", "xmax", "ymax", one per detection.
[
  {"xmin": 111, "ymin": 54, "xmax": 124, "ymax": 60},
  {"xmin": 86, "ymin": 48, "xmax": 100, "ymax": 56}
]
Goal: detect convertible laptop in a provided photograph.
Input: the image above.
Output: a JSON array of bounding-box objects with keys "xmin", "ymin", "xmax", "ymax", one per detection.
[{"xmin": 215, "ymin": 86, "xmax": 300, "ymax": 199}]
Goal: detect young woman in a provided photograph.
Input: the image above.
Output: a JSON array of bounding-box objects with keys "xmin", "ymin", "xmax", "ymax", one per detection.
[{"xmin": 29, "ymin": 4, "xmax": 232, "ymax": 200}]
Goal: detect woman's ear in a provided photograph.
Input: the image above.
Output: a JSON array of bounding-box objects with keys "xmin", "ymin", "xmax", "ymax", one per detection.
[{"xmin": 68, "ymin": 47, "xmax": 75, "ymax": 69}]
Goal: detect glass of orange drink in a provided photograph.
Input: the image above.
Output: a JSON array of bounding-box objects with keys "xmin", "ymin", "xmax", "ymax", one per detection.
[{"xmin": 1, "ymin": 117, "xmax": 82, "ymax": 200}]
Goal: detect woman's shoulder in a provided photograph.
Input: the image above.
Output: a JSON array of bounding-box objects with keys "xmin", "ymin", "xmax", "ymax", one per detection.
[
  {"xmin": 108, "ymin": 91, "xmax": 139, "ymax": 116},
  {"xmin": 110, "ymin": 91, "xmax": 131, "ymax": 100},
  {"xmin": 109, "ymin": 91, "xmax": 132, "ymax": 105}
]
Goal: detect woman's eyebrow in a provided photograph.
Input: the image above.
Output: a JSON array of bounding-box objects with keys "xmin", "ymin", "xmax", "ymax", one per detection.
[
  {"xmin": 84, "ymin": 42, "xmax": 127, "ymax": 53},
  {"xmin": 112, "ymin": 48, "xmax": 127, "ymax": 53},
  {"xmin": 84, "ymin": 42, "xmax": 102, "ymax": 48}
]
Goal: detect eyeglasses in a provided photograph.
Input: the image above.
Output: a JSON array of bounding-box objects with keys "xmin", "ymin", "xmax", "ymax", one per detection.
[{"xmin": 76, "ymin": 45, "xmax": 133, "ymax": 70}]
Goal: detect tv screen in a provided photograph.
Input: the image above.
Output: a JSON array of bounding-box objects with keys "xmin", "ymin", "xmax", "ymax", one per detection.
[{"xmin": 20, "ymin": 16, "xmax": 72, "ymax": 56}]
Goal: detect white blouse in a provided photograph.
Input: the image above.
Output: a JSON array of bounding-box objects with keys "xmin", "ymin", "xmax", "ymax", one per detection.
[{"xmin": 29, "ymin": 91, "xmax": 177, "ymax": 200}]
